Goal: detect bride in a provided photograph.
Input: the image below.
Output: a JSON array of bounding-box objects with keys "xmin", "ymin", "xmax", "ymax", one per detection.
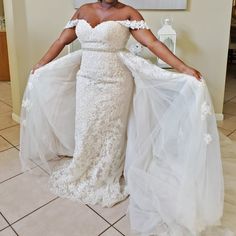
[{"xmin": 19, "ymin": 0, "xmax": 236, "ymax": 235}]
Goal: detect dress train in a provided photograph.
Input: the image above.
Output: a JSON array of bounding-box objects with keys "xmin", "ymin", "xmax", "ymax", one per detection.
[{"xmin": 19, "ymin": 49, "xmax": 236, "ymax": 235}]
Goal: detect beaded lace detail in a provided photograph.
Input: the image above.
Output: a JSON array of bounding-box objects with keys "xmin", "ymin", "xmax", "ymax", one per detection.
[
  {"xmin": 64, "ymin": 19, "xmax": 79, "ymax": 29},
  {"xmin": 117, "ymin": 19, "xmax": 150, "ymax": 29},
  {"xmin": 49, "ymin": 19, "xmax": 135, "ymax": 206},
  {"xmin": 64, "ymin": 19, "xmax": 149, "ymax": 30}
]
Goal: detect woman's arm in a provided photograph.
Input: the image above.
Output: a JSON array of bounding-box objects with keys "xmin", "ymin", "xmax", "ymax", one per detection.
[
  {"xmin": 32, "ymin": 10, "xmax": 79, "ymax": 74},
  {"xmin": 128, "ymin": 9, "xmax": 202, "ymax": 80}
]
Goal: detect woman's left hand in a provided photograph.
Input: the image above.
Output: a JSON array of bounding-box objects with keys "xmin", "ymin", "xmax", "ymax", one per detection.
[{"xmin": 182, "ymin": 66, "xmax": 202, "ymax": 81}]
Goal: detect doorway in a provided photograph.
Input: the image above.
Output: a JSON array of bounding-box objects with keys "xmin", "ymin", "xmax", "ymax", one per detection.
[
  {"xmin": 0, "ymin": 0, "xmax": 10, "ymax": 81},
  {"xmin": 0, "ymin": 0, "xmax": 16, "ymax": 133},
  {"xmin": 220, "ymin": 0, "xmax": 236, "ymax": 140}
]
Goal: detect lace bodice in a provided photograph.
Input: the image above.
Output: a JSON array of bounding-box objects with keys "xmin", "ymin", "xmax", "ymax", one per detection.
[{"xmin": 65, "ymin": 19, "xmax": 149, "ymax": 52}]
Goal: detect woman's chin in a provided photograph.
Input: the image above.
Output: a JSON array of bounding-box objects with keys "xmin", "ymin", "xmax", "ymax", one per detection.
[{"xmin": 102, "ymin": 0, "xmax": 117, "ymax": 4}]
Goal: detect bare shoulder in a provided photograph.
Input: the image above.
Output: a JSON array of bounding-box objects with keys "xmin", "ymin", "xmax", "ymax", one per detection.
[
  {"xmin": 74, "ymin": 2, "xmax": 97, "ymax": 17},
  {"xmin": 121, "ymin": 4, "xmax": 144, "ymax": 21}
]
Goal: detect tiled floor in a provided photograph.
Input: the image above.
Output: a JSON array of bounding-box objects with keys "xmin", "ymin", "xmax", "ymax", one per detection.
[{"xmin": 0, "ymin": 63, "xmax": 236, "ymax": 236}]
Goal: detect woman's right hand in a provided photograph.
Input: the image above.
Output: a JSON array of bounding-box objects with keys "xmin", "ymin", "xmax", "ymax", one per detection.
[{"xmin": 31, "ymin": 64, "xmax": 42, "ymax": 74}]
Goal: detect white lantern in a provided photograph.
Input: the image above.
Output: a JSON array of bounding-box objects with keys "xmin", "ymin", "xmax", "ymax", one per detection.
[{"xmin": 157, "ymin": 17, "xmax": 177, "ymax": 68}]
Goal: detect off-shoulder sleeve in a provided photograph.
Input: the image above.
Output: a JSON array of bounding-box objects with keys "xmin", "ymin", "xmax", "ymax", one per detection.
[
  {"xmin": 118, "ymin": 20, "xmax": 150, "ymax": 30},
  {"xmin": 64, "ymin": 19, "xmax": 79, "ymax": 29}
]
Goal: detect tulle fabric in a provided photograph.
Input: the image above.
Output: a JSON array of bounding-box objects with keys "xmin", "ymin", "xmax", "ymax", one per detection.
[
  {"xmin": 19, "ymin": 50, "xmax": 236, "ymax": 236},
  {"xmin": 119, "ymin": 51, "xmax": 236, "ymax": 236},
  {"xmin": 19, "ymin": 50, "xmax": 82, "ymax": 173}
]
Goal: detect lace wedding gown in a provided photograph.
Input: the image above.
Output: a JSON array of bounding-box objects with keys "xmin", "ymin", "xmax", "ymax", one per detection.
[{"xmin": 19, "ymin": 19, "xmax": 236, "ymax": 236}]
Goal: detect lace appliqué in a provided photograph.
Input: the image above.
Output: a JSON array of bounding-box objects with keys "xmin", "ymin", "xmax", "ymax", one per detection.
[
  {"xmin": 198, "ymin": 78, "xmax": 206, "ymax": 87},
  {"xmin": 22, "ymin": 98, "xmax": 33, "ymax": 112},
  {"xmin": 201, "ymin": 101, "xmax": 212, "ymax": 120},
  {"xmin": 64, "ymin": 19, "xmax": 149, "ymax": 30},
  {"xmin": 118, "ymin": 20, "xmax": 150, "ymax": 30},
  {"xmin": 21, "ymin": 74, "xmax": 39, "ymax": 127},
  {"xmin": 64, "ymin": 19, "xmax": 79, "ymax": 29},
  {"xmin": 204, "ymin": 133, "xmax": 212, "ymax": 144},
  {"xmin": 48, "ymin": 48, "xmax": 133, "ymax": 207}
]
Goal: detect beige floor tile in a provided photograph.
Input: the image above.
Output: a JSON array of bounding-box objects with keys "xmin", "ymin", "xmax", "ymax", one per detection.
[
  {"xmin": 12, "ymin": 198, "xmax": 110, "ymax": 236},
  {"xmin": 230, "ymin": 96, "xmax": 236, "ymax": 103},
  {"xmin": 221, "ymin": 202, "xmax": 236, "ymax": 233},
  {"xmin": 217, "ymin": 127, "xmax": 232, "ymax": 136},
  {"xmin": 0, "ymin": 82, "xmax": 12, "ymax": 107},
  {"xmin": 0, "ymin": 137, "xmax": 12, "ymax": 152},
  {"xmin": 0, "ymin": 98, "xmax": 12, "ymax": 107},
  {"xmin": 217, "ymin": 114, "xmax": 236, "ymax": 132},
  {"xmin": 223, "ymin": 158, "xmax": 236, "ymax": 178},
  {"xmin": 0, "ymin": 113, "xmax": 17, "ymax": 131},
  {"xmin": 0, "ymin": 88, "xmax": 11, "ymax": 100},
  {"xmin": 0, "ymin": 97, "xmax": 12, "ymax": 107},
  {"xmin": 223, "ymin": 102, "xmax": 236, "ymax": 116},
  {"xmin": 114, "ymin": 215, "xmax": 138, "ymax": 236},
  {"xmin": 0, "ymin": 126, "xmax": 20, "ymax": 146},
  {"xmin": 89, "ymin": 197, "xmax": 129, "ymax": 224},
  {"xmin": 34, "ymin": 156, "xmax": 72, "ymax": 174},
  {"xmin": 0, "ymin": 215, "xmax": 8, "ymax": 231},
  {"xmin": 225, "ymin": 78, "xmax": 236, "ymax": 90},
  {"xmin": 101, "ymin": 227, "xmax": 122, "ymax": 236},
  {"xmin": 0, "ymin": 148, "xmax": 35, "ymax": 183},
  {"xmin": 0, "ymin": 167, "xmax": 56, "ymax": 224},
  {"xmin": 0, "ymin": 227, "xmax": 16, "ymax": 236},
  {"xmin": 229, "ymin": 131, "xmax": 236, "ymax": 141},
  {"xmin": 0, "ymin": 102, "xmax": 12, "ymax": 115},
  {"xmin": 224, "ymin": 90, "xmax": 236, "ymax": 103}
]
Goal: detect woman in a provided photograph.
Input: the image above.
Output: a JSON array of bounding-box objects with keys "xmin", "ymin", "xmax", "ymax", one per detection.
[{"xmin": 19, "ymin": 0, "xmax": 236, "ymax": 235}]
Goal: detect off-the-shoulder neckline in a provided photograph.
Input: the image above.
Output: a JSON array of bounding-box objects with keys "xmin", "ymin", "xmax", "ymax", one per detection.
[{"xmin": 70, "ymin": 18, "xmax": 148, "ymax": 30}]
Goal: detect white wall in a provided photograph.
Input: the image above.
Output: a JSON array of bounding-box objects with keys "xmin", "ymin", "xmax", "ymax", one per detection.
[
  {"xmin": 3, "ymin": 0, "xmax": 233, "ymax": 117},
  {"xmin": 3, "ymin": 0, "xmax": 74, "ymax": 116},
  {"xmin": 140, "ymin": 0, "xmax": 232, "ymax": 115}
]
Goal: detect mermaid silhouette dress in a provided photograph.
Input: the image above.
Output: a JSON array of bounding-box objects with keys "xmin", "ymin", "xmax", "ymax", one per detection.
[{"xmin": 19, "ymin": 19, "xmax": 236, "ymax": 235}]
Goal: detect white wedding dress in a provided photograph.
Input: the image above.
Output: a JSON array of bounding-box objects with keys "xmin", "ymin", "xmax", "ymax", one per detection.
[{"xmin": 19, "ymin": 19, "xmax": 236, "ymax": 236}]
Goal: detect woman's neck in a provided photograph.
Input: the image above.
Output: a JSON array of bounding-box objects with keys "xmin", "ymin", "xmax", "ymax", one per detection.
[{"xmin": 100, "ymin": 0, "xmax": 118, "ymax": 9}]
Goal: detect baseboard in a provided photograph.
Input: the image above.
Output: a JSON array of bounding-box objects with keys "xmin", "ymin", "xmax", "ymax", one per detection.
[
  {"xmin": 12, "ymin": 113, "xmax": 20, "ymax": 124},
  {"xmin": 215, "ymin": 113, "xmax": 224, "ymax": 121}
]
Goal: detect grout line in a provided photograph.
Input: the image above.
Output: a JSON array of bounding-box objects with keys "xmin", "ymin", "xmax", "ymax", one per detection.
[
  {"xmin": 30, "ymin": 157, "xmax": 74, "ymax": 176},
  {"xmin": 9, "ymin": 225, "xmax": 19, "ymax": 236},
  {"xmin": 0, "ymin": 99, "xmax": 12, "ymax": 108},
  {"xmin": 0, "ymin": 135, "xmax": 16, "ymax": 147},
  {"xmin": 97, "ymin": 225, "xmax": 113, "ymax": 236},
  {"xmin": 227, "ymin": 128, "xmax": 236, "ymax": 137},
  {"xmin": 29, "ymin": 159, "xmax": 53, "ymax": 176},
  {"xmin": 0, "ymin": 225, "xmax": 10, "ymax": 232},
  {"xmin": 0, "ymin": 212, "xmax": 11, "ymax": 229},
  {"xmin": 0, "ymin": 164, "xmax": 39, "ymax": 185},
  {"xmin": 35, "ymin": 164, "xmax": 51, "ymax": 176},
  {"xmin": 112, "ymin": 225, "xmax": 125, "ymax": 236},
  {"xmin": 0, "ymin": 124, "xmax": 19, "ymax": 132},
  {"xmin": 0, "ymin": 146, "xmax": 14, "ymax": 153},
  {"xmin": 10, "ymin": 197, "xmax": 59, "ymax": 226},
  {"xmin": 111, "ymin": 214, "xmax": 126, "ymax": 226},
  {"xmin": 86, "ymin": 205, "xmax": 113, "ymax": 226},
  {"xmin": 217, "ymin": 126, "xmax": 234, "ymax": 136},
  {"xmin": 14, "ymin": 145, "xmax": 20, "ymax": 151},
  {"xmin": 0, "ymin": 172, "xmax": 25, "ymax": 185}
]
